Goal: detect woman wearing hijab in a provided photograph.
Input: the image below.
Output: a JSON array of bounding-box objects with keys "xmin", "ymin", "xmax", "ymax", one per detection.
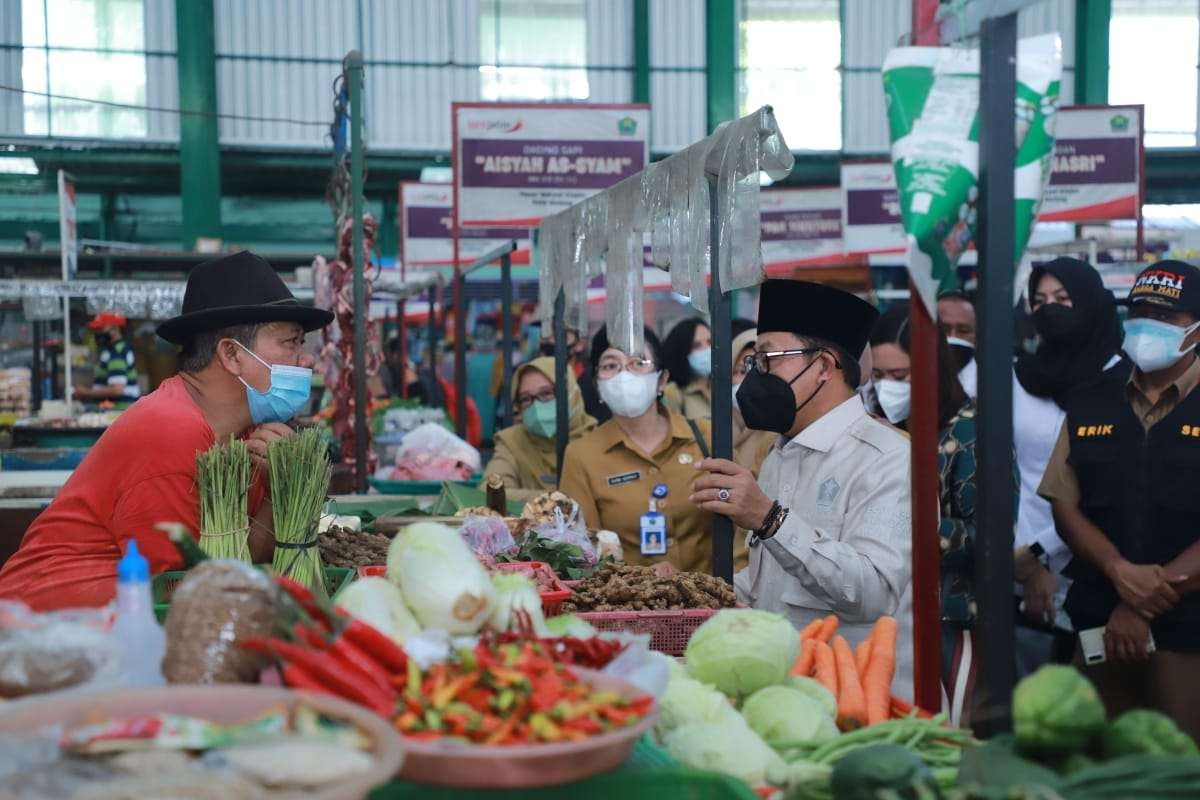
[
  {"xmin": 661, "ymin": 317, "xmax": 713, "ymax": 420},
  {"xmin": 1013, "ymin": 257, "xmax": 1126, "ymax": 674},
  {"xmin": 480, "ymin": 356, "xmax": 596, "ymax": 501}
]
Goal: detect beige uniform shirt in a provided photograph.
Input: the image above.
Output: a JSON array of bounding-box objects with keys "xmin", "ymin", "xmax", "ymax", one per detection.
[
  {"xmin": 1039, "ymin": 356, "xmax": 1200, "ymax": 505},
  {"xmin": 734, "ymin": 395, "xmax": 914, "ymax": 696}
]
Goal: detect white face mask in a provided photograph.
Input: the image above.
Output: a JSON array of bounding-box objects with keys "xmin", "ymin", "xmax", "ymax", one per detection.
[
  {"xmin": 1123, "ymin": 318, "xmax": 1200, "ymax": 373},
  {"xmin": 599, "ymin": 370, "xmax": 660, "ymax": 418},
  {"xmin": 875, "ymin": 378, "xmax": 911, "ymax": 425}
]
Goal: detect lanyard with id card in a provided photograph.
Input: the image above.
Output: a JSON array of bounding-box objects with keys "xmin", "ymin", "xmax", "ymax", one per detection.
[{"xmin": 640, "ymin": 483, "xmax": 669, "ymax": 556}]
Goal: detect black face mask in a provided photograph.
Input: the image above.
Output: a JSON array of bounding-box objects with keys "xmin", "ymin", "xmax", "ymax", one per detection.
[
  {"xmin": 539, "ymin": 342, "xmax": 556, "ymax": 357},
  {"xmin": 96, "ymin": 332, "xmax": 113, "ymax": 348},
  {"xmin": 1033, "ymin": 304, "xmax": 1084, "ymax": 347},
  {"xmin": 948, "ymin": 342, "xmax": 974, "ymax": 371},
  {"xmin": 736, "ymin": 356, "xmax": 826, "ymax": 434}
]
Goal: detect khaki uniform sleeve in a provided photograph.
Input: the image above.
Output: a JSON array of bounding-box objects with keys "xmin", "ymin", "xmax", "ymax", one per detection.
[
  {"xmin": 480, "ymin": 433, "xmax": 524, "ymax": 491},
  {"xmin": 1037, "ymin": 421, "xmax": 1081, "ymax": 506},
  {"xmin": 558, "ymin": 441, "xmax": 601, "ymax": 531}
]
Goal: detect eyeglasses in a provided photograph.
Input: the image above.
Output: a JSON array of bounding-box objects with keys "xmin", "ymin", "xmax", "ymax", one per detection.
[
  {"xmin": 596, "ymin": 357, "xmax": 657, "ymax": 378},
  {"xmin": 743, "ymin": 348, "xmax": 822, "ymax": 376},
  {"xmin": 515, "ymin": 389, "xmax": 556, "ymax": 411}
]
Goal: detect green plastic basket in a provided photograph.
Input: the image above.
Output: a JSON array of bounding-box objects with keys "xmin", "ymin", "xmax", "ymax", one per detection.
[
  {"xmin": 368, "ymin": 767, "xmax": 759, "ymax": 800},
  {"xmin": 152, "ymin": 566, "xmax": 354, "ymax": 623}
]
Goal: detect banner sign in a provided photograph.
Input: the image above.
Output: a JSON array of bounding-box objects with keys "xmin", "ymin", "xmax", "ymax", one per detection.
[
  {"xmin": 452, "ymin": 102, "xmax": 650, "ymax": 231},
  {"xmin": 840, "ymin": 162, "xmax": 906, "ymax": 256},
  {"xmin": 400, "ymin": 182, "xmax": 529, "ymax": 268},
  {"xmin": 58, "ymin": 169, "xmax": 77, "ymax": 280},
  {"xmin": 760, "ymin": 188, "xmax": 844, "ymax": 267},
  {"xmin": 1038, "ymin": 105, "xmax": 1143, "ymax": 222}
]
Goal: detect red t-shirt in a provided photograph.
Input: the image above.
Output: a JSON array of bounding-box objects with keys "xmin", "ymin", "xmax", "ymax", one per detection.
[{"xmin": 0, "ymin": 376, "xmax": 265, "ymax": 610}]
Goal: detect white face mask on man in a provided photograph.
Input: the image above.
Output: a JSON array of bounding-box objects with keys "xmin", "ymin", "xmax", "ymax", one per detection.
[{"xmin": 599, "ymin": 370, "xmax": 660, "ymax": 418}]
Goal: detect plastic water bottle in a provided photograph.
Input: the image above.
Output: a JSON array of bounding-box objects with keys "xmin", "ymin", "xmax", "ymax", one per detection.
[{"xmin": 112, "ymin": 540, "xmax": 166, "ymax": 688}]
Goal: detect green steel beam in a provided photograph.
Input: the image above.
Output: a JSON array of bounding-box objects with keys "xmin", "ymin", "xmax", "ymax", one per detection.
[
  {"xmin": 1075, "ymin": 0, "xmax": 1111, "ymax": 105},
  {"xmin": 633, "ymin": 0, "xmax": 651, "ymax": 104},
  {"xmin": 175, "ymin": 0, "xmax": 222, "ymax": 248},
  {"xmin": 378, "ymin": 191, "xmax": 399, "ymax": 261},
  {"xmin": 705, "ymin": 0, "xmax": 737, "ymax": 132}
]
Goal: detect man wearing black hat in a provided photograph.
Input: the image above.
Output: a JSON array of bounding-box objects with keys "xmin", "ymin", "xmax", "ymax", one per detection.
[
  {"xmin": 1040, "ymin": 260, "xmax": 1200, "ymax": 738},
  {"xmin": 690, "ymin": 280, "xmax": 914, "ymax": 696},
  {"xmin": 0, "ymin": 252, "xmax": 333, "ymax": 611}
]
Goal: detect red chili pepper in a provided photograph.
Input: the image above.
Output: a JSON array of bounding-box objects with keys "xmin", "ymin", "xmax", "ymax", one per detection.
[
  {"xmin": 339, "ymin": 617, "xmax": 408, "ymax": 673},
  {"xmin": 274, "ymin": 575, "xmax": 330, "ymax": 623},
  {"xmin": 281, "ymin": 662, "xmax": 335, "ymax": 697},
  {"xmin": 292, "ymin": 621, "xmax": 328, "ymax": 650},
  {"xmin": 330, "ymin": 635, "xmax": 395, "ymax": 697},
  {"xmin": 244, "ymin": 637, "xmax": 394, "ymax": 717}
]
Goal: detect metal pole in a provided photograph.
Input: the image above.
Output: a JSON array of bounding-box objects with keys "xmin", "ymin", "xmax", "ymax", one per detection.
[
  {"xmin": 347, "ymin": 50, "xmax": 368, "ymax": 494},
  {"xmin": 500, "ymin": 253, "xmax": 515, "ymax": 430},
  {"xmin": 708, "ymin": 180, "xmax": 734, "ymax": 584},
  {"xmin": 398, "ymin": 298, "xmax": 408, "ymax": 399},
  {"xmin": 454, "ymin": 270, "xmax": 467, "ymax": 438},
  {"xmin": 31, "ymin": 320, "xmax": 43, "ymax": 414},
  {"xmin": 975, "ymin": 11, "xmax": 1019, "ymax": 735},
  {"xmin": 427, "ymin": 286, "xmax": 439, "ymax": 378},
  {"xmin": 554, "ymin": 289, "xmax": 569, "ymax": 481}
]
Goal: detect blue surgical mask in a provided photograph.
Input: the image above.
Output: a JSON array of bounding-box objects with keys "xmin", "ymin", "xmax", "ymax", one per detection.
[
  {"xmin": 522, "ymin": 399, "xmax": 557, "ymax": 439},
  {"xmin": 688, "ymin": 348, "xmax": 713, "ymax": 377},
  {"xmin": 236, "ymin": 342, "xmax": 313, "ymax": 424},
  {"xmin": 1123, "ymin": 317, "xmax": 1200, "ymax": 373}
]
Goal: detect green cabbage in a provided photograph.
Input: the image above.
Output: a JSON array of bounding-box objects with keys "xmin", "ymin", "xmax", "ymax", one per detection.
[
  {"xmin": 741, "ymin": 685, "xmax": 838, "ymax": 745},
  {"xmin": 664, "ymin": 718, "xmax": 785, "ymax": 786},
  {"xmin": 656, "ymin": 673, "xmax": 743, "ymax": 738},
  {"xmin": 1013, "ymin": 665, "xmax": 1106, "ymax": 755},
  {"xmin": 684, "ymin": 609, "xmax": 798, "ymax": 698},
  {"xmin": 489, "ymin": 572, "xmax": 549, "ymax": 635},
  {"xmin": 785, "ymin": 675, "xmax": 838, "ymax": 719},
  {"xmin": 334, "ymin": 577, "xmax": 421, "ymax": 644},
  {"xmin": 387, "ymin": 522, "xmax": 495, "ymax": 634},
  {"xmin": 544, "ymin": 613, "xmax": 597, "ymax": 638},
  {"xmin": 1102, "ymin": 709, "xmax": 1199, "ymax": 758}
]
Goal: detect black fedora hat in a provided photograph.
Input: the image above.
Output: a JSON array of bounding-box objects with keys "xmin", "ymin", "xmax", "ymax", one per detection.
[{"xmin": 157, "ymin": 251, "xmax": 334, "ymax": 345}]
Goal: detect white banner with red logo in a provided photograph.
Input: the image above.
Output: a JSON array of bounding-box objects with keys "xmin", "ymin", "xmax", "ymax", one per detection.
[
  {"xmin": 760, "ymin": 187, "xmax": 844, "ymax": 269},
  {"xmin": 1038, "ymin": 105, "xmax": 1143, "ymax": 222},
  {"xmin": 840, "ymin": 162, "xmax": 907, "ymax": 256},
  {"xmin": 452, "ymin": 102, "xmax": 650, "ymax": 231},
  {"xmin": 399, "ymin": 182, "xmax": 530, "ymax": 268}
]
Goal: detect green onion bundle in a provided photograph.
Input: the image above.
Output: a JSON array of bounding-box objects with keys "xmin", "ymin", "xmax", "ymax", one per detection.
[
  {"xmin": 196, "ymin": 436, "xmax": 253, "ymax": 561},
  {"xmin": 269, "ymin": 427, "xmax": 332, "ymax": 598}
]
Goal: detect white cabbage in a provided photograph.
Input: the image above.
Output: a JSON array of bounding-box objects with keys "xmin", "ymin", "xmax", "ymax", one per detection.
[
  {"xmin": 334, "ymin": 577, "xmax": 422, "ymax": 644},
  {"xmin": 387, "ymin": 522, "xmax": 495, "ymax": 634}
]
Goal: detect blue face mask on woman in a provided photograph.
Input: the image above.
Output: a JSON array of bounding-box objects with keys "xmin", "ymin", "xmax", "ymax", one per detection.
[{"xmin": 236, "ymin": 342, "xmax": 313, "ymax": 424}]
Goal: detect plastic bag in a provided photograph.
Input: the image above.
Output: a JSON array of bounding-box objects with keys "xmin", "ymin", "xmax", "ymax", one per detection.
[
  {"xmin": 393, "ymin": 422, "xmax": 482, "ymax": 475},
  {"xmin": 459, "ymin": 514, "xmax": 517, "ymax": 559},
  {"xmin": 0, "ymin": 601, "xmax": 122, "ymax": 699},
  {"xmin": 531, "ymin": 506, "xmax": 597, "ymax": 566},
  {"xmin": 602, "ymin": 643, "xmax": 672, "ymax": 698}
]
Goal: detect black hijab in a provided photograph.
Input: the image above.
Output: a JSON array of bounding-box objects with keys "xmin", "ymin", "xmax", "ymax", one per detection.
[{"xmin": 1015, "ymin": 257, "xmax": 1123, "ymax": 408}]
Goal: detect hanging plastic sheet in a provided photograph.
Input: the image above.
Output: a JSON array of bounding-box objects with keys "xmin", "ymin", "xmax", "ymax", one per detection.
[
  {"xmin": 643, "ymin": 162, "xmax": 671, "ymax": 270},
  {"xmin": 685, "ymin": 142, "xmax": 711, "ymax": 314},
  {"xmin": 604, "ymin": 177, "xmax": 645, "ymax": 355},
  {"xmin": 534, "ymin": 212, "xmax": 572, "ymax": 330},
  {"xmin": 667, "ymin": 154, "xmax": 693, "ymax": 299}
]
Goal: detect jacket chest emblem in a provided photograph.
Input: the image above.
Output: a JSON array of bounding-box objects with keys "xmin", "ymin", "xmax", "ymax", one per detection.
[{"xmin": 817, "ymin": 477, "xmax": 841, "ymax": 509}]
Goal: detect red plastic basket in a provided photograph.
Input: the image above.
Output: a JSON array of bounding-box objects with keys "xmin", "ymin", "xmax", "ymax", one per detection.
[
  {"xmin": 576, "ymin": 609, "xmax": 720, "ymax": 657},
  {"xmin": 358, "ymin": 562, "xmax": 572, "ymax": 616},
  {"xmin": 495, "ymin": 561, "xmax": 572, "ymax": 616}
]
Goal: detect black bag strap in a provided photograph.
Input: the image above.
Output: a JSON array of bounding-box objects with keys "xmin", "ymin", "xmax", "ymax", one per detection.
[{"xmin": 686, "ymin": 417, "xmax": 710, "ymax": 460}]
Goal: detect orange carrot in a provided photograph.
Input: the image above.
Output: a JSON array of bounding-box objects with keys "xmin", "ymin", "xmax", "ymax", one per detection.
[
  {"xmin": 798, "ymin": 618, "xmax": 824, "ymax": 641},
  {"xmin": 855, "ymin": 636, "xmax": 872, "ymax": 676},
  {"xmin": 815, "ymin": 614, "xmax": 839, "ymax": 643},
  {"xmin": 790, "ymin": 637, "xmax": 817, "ymax": 677},
  {"xmin": 832, "ymin": 636, "xmax": 868, "ymax": 730},
  {"xmin": 864, "ymin": 616, "xmax": 897, "ymax": 725},
  {"xmin": 812, "ymin": 640, "xmax": 838, "ymax": 698}
]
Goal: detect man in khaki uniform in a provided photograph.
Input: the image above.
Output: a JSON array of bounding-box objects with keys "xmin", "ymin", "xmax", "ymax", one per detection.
[
  {"xmin": 691, "ymin": 280, "xmax": 913, "ymax": 696},
  {"xmin": 1039, "ymin": 260, "xmax": 1200, "ymax": 740}
]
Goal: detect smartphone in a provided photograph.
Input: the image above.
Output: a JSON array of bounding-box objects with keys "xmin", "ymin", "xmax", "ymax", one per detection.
[{"xmin": 1078, "ymin": 626, "xmax": 1157, "ymax": 665}]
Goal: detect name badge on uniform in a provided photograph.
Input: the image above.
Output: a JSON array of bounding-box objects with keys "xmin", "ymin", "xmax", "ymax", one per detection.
[
  {"xmin": 640, "ymin": 508, "xmax": 667, "ymax": 556},
  {"xmin": 607, "ymin": 471, "xmax": 641, "ymax": 487}
]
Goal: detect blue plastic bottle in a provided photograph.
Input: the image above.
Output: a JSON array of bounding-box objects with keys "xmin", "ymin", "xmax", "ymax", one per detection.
[{"xmin": 112, "ymin": 540, "xmax": 166, "ymax": 687}]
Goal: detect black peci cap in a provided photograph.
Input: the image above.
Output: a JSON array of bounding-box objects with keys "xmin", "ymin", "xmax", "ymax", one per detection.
[{"xmin": 756, "ymin": 279, "xmax": 880, "ymax": 356}]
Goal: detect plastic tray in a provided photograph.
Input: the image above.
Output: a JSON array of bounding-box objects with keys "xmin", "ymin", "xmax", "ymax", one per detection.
[
  {"xmin": 575, "ymin": 609, "xmax": 720, "ymax": 657},
  {"xmin": 369, "ymin": 767, "xmax": 760, "ymax": 800},
  {"xmin": 152, "ymin": 566, "xmax": 355, "ymax": 622},
  {"xmin": 370, "ymin": 475, "xmax": 481, "ymax": 495}
]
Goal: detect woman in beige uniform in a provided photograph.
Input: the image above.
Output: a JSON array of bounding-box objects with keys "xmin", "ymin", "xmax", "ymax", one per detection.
[{"xmin": 559, "ymin": 326, "xmax": 713, "ymax": 573}]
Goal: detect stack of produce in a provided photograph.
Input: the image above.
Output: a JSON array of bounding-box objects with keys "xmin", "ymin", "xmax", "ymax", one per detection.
[
  {"xmin": 655, "ymin": 609, "xmax": 971, "ymax": 797},
  {"xmin": 195, "ymin": 436, "xmax": 253, "ymax": 561},
  {"xmin": 560, "ymin": 564, "xmax": 738, "ymax": 612},
  {"xmin": 0, "ymin": 367, "xmax": 31, "ymax": 417},
  {"xmin": 956, "ymin": 664, "xmax": 1200, "ymax": 798},
  {"xmin": 269, "ymin": 427, "xmax": 332, "ymax": 599},
  {"xmin": 318, "ymin": 524, "xmax": 391, "ymax": 570}
]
